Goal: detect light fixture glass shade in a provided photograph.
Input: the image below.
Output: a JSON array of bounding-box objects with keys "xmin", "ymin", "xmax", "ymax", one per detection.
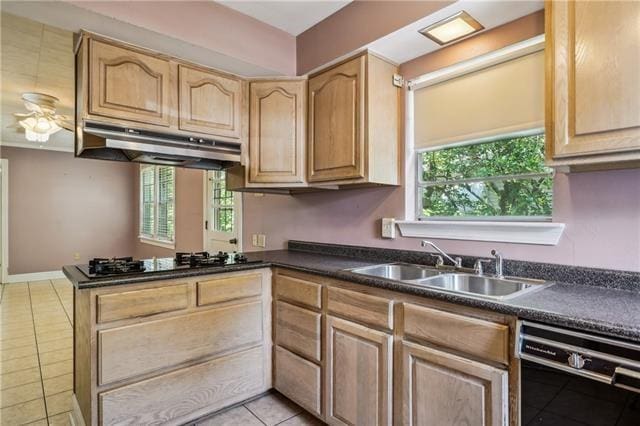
[
  {"xmin": 419, "ymin": 11, "xmax": 484, "ymax": 45},
  {"xmin": 18, "ymin": 116, "xmax": 62, "ymax": 142}
]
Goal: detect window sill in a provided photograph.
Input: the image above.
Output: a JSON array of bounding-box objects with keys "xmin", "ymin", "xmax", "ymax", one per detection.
[
  {"xmin": 139, "ymin": 237, "xmax": 175, "ymax": 250},
  {"xmin": 395, "ymin": 220, "xmax": 565, "ymax": 245}
]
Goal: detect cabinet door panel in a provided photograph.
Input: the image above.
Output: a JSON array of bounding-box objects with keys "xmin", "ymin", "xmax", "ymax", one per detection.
[
  {"xmin": 549, "ymin": 1, "xmax": 640, "ymax": 158},
  {"xmin": 249, "ymin": 80, "xmax": 306, "ymax": 183},
  {"xmin": 89, "ymin": 40, "xmax": 172, "ymax": 126},
  {"xmin": 308, "ymin": 56, "xmax": 365, "ymax": 182},
  {"xmin": 326, "ymin": 316, "xmax": 392, "ymax": 426},
  {"xmin": 179, "ymin": 65, "xmax": 242, "ymax": 138},
  {"xmin": 401, "ymin": 341, "xmax": 508, "ymax": 426}
]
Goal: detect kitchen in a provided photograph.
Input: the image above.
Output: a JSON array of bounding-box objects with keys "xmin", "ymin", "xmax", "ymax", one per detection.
[{"xmin": 0, "ymin": 1, "xmax": 639, "ymax": 425}]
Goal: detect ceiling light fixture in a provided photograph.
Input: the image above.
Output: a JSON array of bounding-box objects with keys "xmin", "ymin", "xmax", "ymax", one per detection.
[
  {"xmin": 13, "ymin": 93, "xmax": 72, "ymax": 143},
  {"xmin": 419, "ymin": 11, "xmax": 484, "ymax": 46}
]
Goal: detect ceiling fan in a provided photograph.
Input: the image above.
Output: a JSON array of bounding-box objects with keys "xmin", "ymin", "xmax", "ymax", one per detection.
[{"xmin": 12, "ymin": 92, "xmax": 73, "ymax": 143}]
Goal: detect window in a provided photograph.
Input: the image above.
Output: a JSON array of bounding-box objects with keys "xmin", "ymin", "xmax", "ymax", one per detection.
[
  {"xmin": 209, "ymin": 171, "xmax": 234, "ymax": 233},
  {"xmin": 417, "ymin": 133, "xmax": 553, "ymax": 220},
  {"xmin": 139, "ymin": 165, "xmax": 175, "ymax": 245}
]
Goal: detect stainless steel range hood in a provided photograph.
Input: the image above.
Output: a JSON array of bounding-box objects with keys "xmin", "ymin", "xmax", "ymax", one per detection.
[{"xmin": 76, "ymin": 121, "xmax": 241, "ymax": 170}]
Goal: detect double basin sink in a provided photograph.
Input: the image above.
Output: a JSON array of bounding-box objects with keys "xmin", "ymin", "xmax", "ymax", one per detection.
[{"xmin": 348, "ymin": 263, "xmax": 548, "ymax": 300}]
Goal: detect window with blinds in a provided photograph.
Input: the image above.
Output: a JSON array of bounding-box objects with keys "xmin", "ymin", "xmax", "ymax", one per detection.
[
  {"xmin": 139, "ymin": 165, "xmax": 175, "ymax": 242},
  {"xmin": 412, "ymin": 43, "xmax": 552, "ymax": 220}
]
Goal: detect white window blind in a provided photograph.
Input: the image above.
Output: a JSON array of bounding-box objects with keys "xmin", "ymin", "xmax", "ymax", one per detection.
[
  {"xmin": 413, "ymin": 49, "xmax": 544, "ymax": 149},
  {"xmin": 139, "ymin": 165, "xmax": 175, "ymax": 243}
]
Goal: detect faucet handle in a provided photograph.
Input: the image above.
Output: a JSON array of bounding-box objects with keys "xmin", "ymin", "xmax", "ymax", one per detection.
[{"xmin": 473, "ymin": 259, "xmax": 491, "ymax": 275}]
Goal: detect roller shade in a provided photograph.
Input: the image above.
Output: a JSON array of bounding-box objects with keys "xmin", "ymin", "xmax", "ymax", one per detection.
[{"xmin": 413, "ymin": 50, "xmax": 544, "ymax": 150}]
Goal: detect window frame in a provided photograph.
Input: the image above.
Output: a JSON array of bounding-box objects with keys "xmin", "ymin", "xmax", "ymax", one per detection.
[
  {"xmin": 415, "ymin": 129, "xmax": 554, "ymax": 222},
  {"xmin": 139, "ymin": 164, "xmax": 176, "ymax": 248},
  {"xmin": 209, "ymin": 170, "xmax": 235, "ymax": 235}
]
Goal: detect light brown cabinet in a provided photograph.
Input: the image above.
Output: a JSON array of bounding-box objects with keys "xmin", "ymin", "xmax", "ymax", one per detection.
[
  {"xmin": 546, "ymin": 0, "xmax": 640, "ymax": 170},
  {"xmin": 308, "ymin": 52, "xmax": 400, "ymax": 185},
  {"xmin": 401, "ymin": 341, "xmax": 509, "ymax": 426},
  {"xmin": 325, "ymin": 315, "xmax": 392, "ymax": 426},
  {"xmin": 77, "ymin": 32, "xmax": 245, "ymax": 143},
  {"xmin": 178, "ymin": 64, "xmax": 243, "ymax": 139},
  {"xmin": 88, "ymin": 39, "xmax": 174, "ymax": 127},
  {"xmin": 249, "ymin": 80, "xmax": 307, "ymax": 184}
]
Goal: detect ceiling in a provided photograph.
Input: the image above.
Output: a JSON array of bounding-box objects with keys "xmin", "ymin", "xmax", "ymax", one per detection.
[
  {"xmin": 368, "ymin": 0, "xmax": 544, "ymax": 65},
  {"xmin": 217, "ymin": 0, "xmax": 352, "ymax": 36}
]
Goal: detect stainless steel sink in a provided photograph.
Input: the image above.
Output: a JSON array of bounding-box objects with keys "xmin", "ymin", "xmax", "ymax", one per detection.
[
  {"xmin": 349, "ymin": 263, "xmax": 442, "ymax": 281},
  {"xmin": 413, "ymin": 273, "xmax": 544, "ymax": 300},
  {"xmin": 348, "ymin": 263, "xmax": 548, "ymax": 300}
]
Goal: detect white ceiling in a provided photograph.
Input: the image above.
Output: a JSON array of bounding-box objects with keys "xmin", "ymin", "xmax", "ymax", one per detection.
[
  {"xmin": 368, "ymin": 0, "xmax": 544, "ymax": 65},
  {"xmin": 217, "ymin": 0, "xmax": 352, "ymax": 36}
]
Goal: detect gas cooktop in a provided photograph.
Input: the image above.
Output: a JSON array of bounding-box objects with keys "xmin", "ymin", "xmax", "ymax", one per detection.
[{"xmin": 77, "ymin": 251, "xmax": 262, "ymax": 279}]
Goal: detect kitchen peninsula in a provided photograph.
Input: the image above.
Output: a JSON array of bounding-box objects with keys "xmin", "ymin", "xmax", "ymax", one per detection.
[{"xmin": 64, "ymin": 242, "xmax": 640, "ymax": 426}]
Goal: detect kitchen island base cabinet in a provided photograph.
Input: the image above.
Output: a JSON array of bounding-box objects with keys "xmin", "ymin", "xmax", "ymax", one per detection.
[
  {"xmin": 325, "ymin": 316, "xmax": 392, "ymax": 426},
  {"xmin": 401, "ymin": 341, "xmax": 509, "ymax": 426}
]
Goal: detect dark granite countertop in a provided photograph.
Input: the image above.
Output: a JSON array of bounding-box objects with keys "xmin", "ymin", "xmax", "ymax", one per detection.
[{"xmin": 63, "ymin": 249, "xmax": 640, "ymax": 343}]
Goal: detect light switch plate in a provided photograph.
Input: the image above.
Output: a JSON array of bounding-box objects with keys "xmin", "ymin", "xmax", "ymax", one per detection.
[
  {"xmin": 257, "ymin": 234, "xmax": 266, "ymax": 248},
  {"xmin": 382, "ymin": 218, "xmax": 396, "ymax": 239},
  {"xmin": 251, "ymin": 234, "xmax": 258, "ymax": 247}
]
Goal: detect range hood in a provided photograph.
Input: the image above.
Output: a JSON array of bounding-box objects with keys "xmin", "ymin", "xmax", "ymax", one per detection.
[{"xmin": 76, "ymin": 121, "xmax": 241, "ymax": 170}]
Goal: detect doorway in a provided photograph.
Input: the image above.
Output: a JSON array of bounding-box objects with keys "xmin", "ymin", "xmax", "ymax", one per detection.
[
  {"xmin": 203, "ymin": 170, "xmax": 242, "ymax": 253},
  {"xmin": 1, "ymin": 159, "xmax": 8, "ymax": 283}
]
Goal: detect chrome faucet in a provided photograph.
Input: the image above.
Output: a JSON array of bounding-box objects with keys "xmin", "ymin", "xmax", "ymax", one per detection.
[
  {"xmin": 491, "ymin": 250, "xmax": 504, "ymax": 278},
  {"xmin": 421, "ymin": 240, "xmax": 462, "ymax": 268}
]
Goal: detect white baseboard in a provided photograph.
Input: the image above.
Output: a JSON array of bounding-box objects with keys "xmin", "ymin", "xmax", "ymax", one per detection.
[{"xmin": 4, "ymin": 270, "xmax": 65, "ymax": 283}]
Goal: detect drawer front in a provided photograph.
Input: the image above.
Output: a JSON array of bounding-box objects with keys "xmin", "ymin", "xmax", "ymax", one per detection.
[
  {"xmin": 274, "ymin": 273, "xmax": 322, "ymax": 309},
  {"xmin": 100, "ymin": 347, "xmax": 265, "ymax": 426},
  {"xmin": 327, "ymin": 286, "xmax": 393, "ymax": 330},
  {"xmin": 274, "ymin": 345, "xmax": 322, "ymax": 418},
  {"xmin": 197, "ymin": 274, "xmax": 262, "ymax": 306},
  {"xmin": 97, "ymin": 284, "xmax": 189, "ymax": 323},
  {"xmin": 99, "ymin": 301, "xmax": 263, "ymax": 385},
  {"xmin": 403, "ymin": 303, "xmax": 509, "ymax": 365},
  {"xmin": 275, "ymin": 301, "xmax": 321, "ymax": 362}
]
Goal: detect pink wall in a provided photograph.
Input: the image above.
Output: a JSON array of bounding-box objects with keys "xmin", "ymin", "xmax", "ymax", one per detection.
[
  {"xmin": 296, "ymin": 0, "xmax": 454, "ymax": 74},
  {"xmin": 133, "ymin": 167, "xmax": 205, "ymax": 259},
  {"xmin": 1, "ymin": 147, "xmax": 138, "ymax": 274},
  {"xmin": 68, "ymin": 0, "xmax": 296, "ymax": 75}
]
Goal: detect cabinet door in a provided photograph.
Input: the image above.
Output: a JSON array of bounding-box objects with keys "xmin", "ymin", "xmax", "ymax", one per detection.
[
  {"xmin": 401, "ymin": 341, "xmax": 508, "ymax": 426},
  {"xmin": 249, "ymin": 80, "xmax": 306, "ymax": 184},
  {"xmin": 548, "ymin": 1, "xmax": 640, "ymax": 158},
  {"xmin": 89, "ymin": 39, "xmax": 173, "ymax": 126},
  {"xmin": 326, "ymin": 316, "xmax": 392, "ymax": 426},
  {"xmin": 178, "ymin": 65, "xmax": 242, "ymax": 138},
  {"xmin": 308, "ymin": 56, "xmax": 366, "ymax": 182}
]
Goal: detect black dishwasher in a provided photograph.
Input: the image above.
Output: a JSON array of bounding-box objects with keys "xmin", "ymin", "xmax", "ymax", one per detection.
[{"xmin": 517, "ymin": 321, "xmax": 640, "ymax": 426}]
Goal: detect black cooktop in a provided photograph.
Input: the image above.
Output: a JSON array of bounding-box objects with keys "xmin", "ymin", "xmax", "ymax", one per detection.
[{"xmin": 77, "ymin": 251, "xmax": 262, "ymax": 279}]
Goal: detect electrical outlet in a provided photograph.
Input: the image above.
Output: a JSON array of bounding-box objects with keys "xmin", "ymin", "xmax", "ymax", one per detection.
[
  {"xmin": 257, "ymin": 234, "xmax": 266, "ymax": 248},
  {"xmin": 381, "ymin": 218, "xmax": 396, "ymax": 239},
  {"xmin": 73, "ymin": 252, "xmax": 81, "ymax": 260}
]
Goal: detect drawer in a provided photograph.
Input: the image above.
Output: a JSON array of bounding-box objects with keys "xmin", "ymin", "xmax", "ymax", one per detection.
[
  {"xmin": 275, "ymin": 301, "xmax": 321, "ymax": 362},
  {"xmin": 403, "ymin": 303, "xmax": 509, "ymax": 365},
  {"xmin": 99, "ymin": 301, "xmax": 263, "ymax": 385},
  {"xmin": 97, "ymin": 284, "xmax": 189, "ymax": 323},
  {"xmin": 197, "ymin": 273, "xmax": 262, "ymax": 306},
  {"xmin": 100, "ymin": 347, "xmax": 265, "ymax": 426},
  {"xmin": 327, "ymin": 286, "xmax": 393, "ymax": 330},
  {"xmin": 274, "ymin": 345, "xmax": 322, "ymax": 418},
  {"xmin": 274, "ymin": 273, "xmax": 322, "ymax": 309}
]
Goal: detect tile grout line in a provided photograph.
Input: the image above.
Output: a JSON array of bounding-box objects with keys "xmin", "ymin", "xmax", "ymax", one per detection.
[
  {"xmin": 50, "ymin": 281, "xmax": 72, "ymax": 327},
  {"xmin": 27, "ymin": 280, "xmax": 52, "ymax": 426},
  {"xmin": 242, "ymin": 404, "xmax": 268, "ymax": 426}
]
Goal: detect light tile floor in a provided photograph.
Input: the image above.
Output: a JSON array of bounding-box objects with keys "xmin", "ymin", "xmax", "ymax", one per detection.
[
  {"xmin": 1, "ymin": 279, "xmax": 73, "ymax": 426},
  {"xmin": 1, "ymin": 280, "xmax": 321, "ymax": 426}
]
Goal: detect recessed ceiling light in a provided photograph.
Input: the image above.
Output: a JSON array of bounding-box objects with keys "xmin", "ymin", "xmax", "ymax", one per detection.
[{"xmin": 419, "ymin": 11, "xmax": 484, "ymax": 46}]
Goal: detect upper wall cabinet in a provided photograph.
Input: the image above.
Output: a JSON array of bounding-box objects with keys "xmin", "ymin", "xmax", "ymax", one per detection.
[
  {"xmin": 77, "ymin": 32, "xmax": 245, "ymax": 143},
  {"xmin": 308, "ymin": 52, "xmax": 400, "ymax": 185},
  {"xmin": 249, "ymin": 80, "xmax": 307, "ymax": 184},
  {"xmin": 88, "ymin": 39, "xmax": 174, "ymax": 127},
  {"xmin": 178, "ymin": 65, "xmax": 242, "ymax": 139},
  {"xmin": 546, "ymin": 1, "xmax": 640, "ymax": 170}
]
